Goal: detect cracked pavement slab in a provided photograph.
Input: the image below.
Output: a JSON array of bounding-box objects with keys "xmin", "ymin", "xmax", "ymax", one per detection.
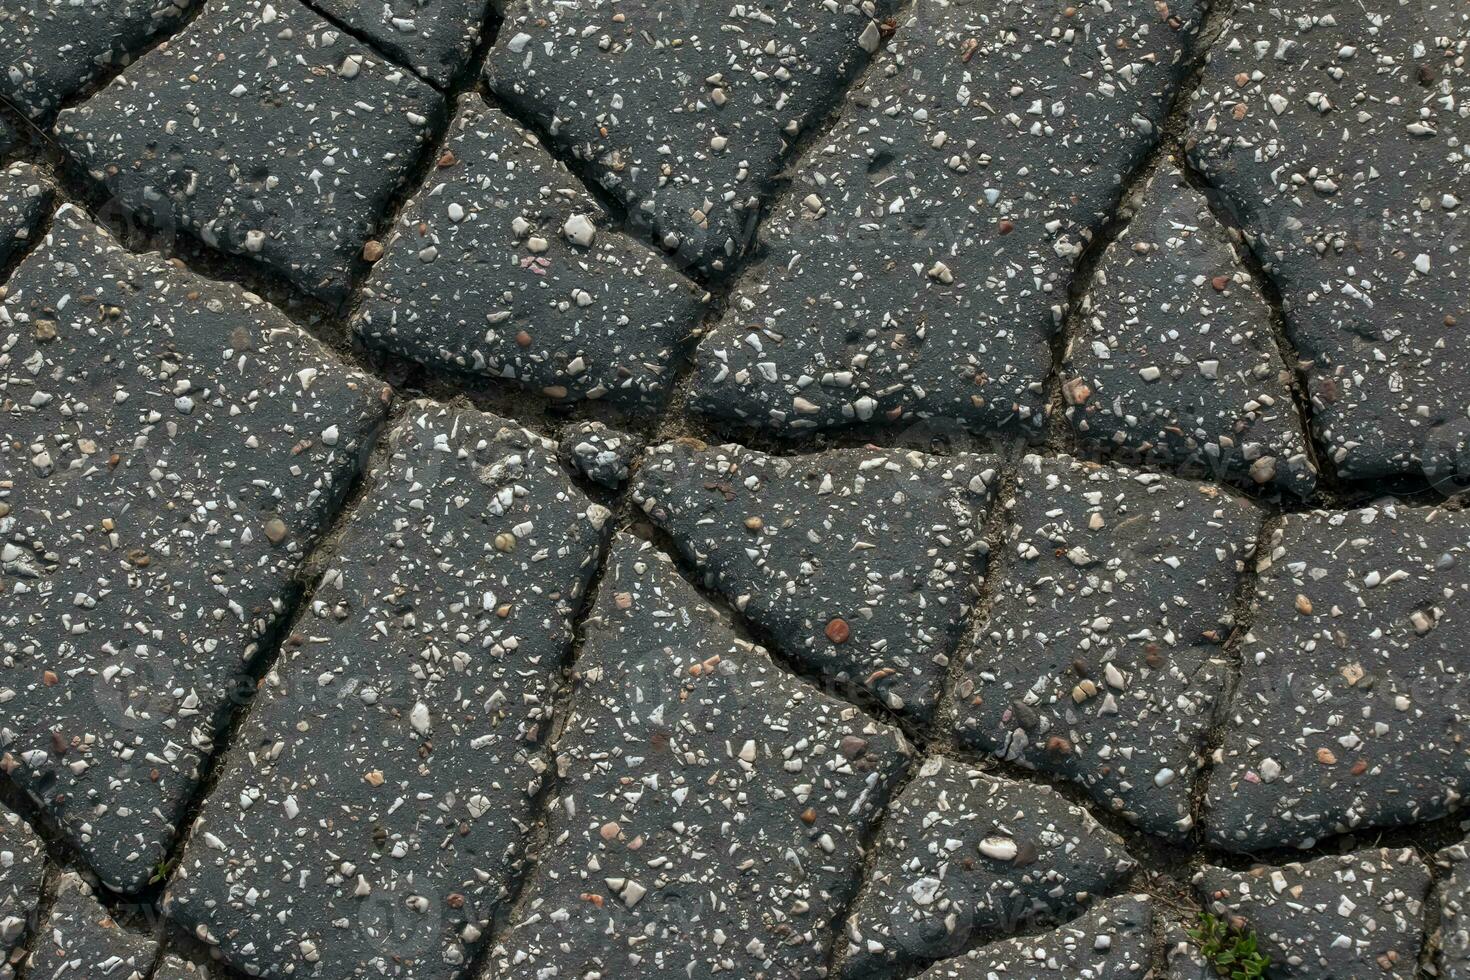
[
  {"xmin": 164, "ymin": 403, "xmax": 608, "ymax": 978},
  {"xmin": 913, "ymin": 894, "xmax": 1155, "ymax": 980},
  {"xmin": 692, "ymin": 0, "xmax": 1206, "ymax": 438},
  {"xmin": 558, "ymin": 419, "xmax": 644, "ymax": 489},
  {"xmin": 1064, "ymin": 162, "xmax": 1318, "ymax": 496},
  {"xmin": 0, "ymin": 204, "xmax": 389, "ymax": 893},
  {"xmin": 54, "ymin": 0, "xmax": 446, "ymax": 306},
  {"xmin": 486, "ymin": 0, "xmax": 891, "ymax": 280},
  {"xmin": 310, "ymin": 0, "xmax": 494, "ymax": 87},
  {"xmin": 355, "ymin": 94, "xmax": 707, "ymax": 410},
  {"xmin": 490, "ymin": 532, "xmax": 909, "ymax": 979},
  {"xmin": 1206, "ymin": 501, "xmax": 1470, "ymax": 852},
  {"xmin": 0, "ymin": 0, "xmax": 197, "ymax": 119},
  {"xmin": 27, "ymin": 872, "xmax": 157, "ymax": 980},
  {"xmin": 0, "ymin": 163, "xmax": 51, "ymax": 270},
  {"xmin": 632, "ymin": 440, "xmax": 998, "ymax": 723},
  {"xmin": 1189, "ymin": 0, "xmax": 1470, "ymax": 482},
  {"xmin": 0, "ymin": 806, "xmax": 44, "ymax": 980},
  {"xmin": 838, "ymin": 754, "xmax": 1135, "ymax": 978},
  {"xmin": 0, "ymin": 0, "xmax": 1467, "ymax": 973},
  {"xmin": 1196, "ymin": 847, "xmax": 1431, "ymax": 979},
  {"xmin": 1439, "ymin": 838, "xmax": 1470, "ymax": 979},
  {"xmin": 955, "ymin": 454, "xmax": 1258, "ymax": 840}
]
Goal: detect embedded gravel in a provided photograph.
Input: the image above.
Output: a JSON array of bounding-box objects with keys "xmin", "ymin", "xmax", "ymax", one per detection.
[
  {"xmin": 692, "ymin": 0, "xmax": 1207, "ymax": 437},
  {"xmin": 0, "ymin": 806, "xmax": 44, "ymax": 980},
  {"xmin": 955, "ymin": 454, "xmax": 1258, "ymax": 839},
  {"xmin": 558, "ymin": 420, "xmax": 644, "ymax": 489},
  {"xmin": 913, "ymin": 894, "xmax": 1155, "ymax": 980},
  {"xmin": 1206, "ymin": 502, "xmax": 1470, "ymax": 852},
  {"xmin": 1, "ymin": 0, "xmax": 1468, "ymax": 976},
  {"xmin": 0, "ymin": 0, "xmax": 196, "ymax": 118},
  {"xmin": 1064, "ymin": 163, "xmax": 1317, "ymax": 496},
  {"xmin": 54, "ymin": 0, "xmax": 445, "ymax": 305},
  {"xmin": 355, "ymin": 95, "xmax": 706, "ymax": 409},
  {"xmin": 838, "ymin": 754, "xmax": 1134, "ymax": 978},
  {"xmin": 0, "ymin": 163, "xmax": 50, "ymax": 269},
  {"xmin": 311, "ymin": 0, "xmax": 493, "ymax": 87},
  {"xmin": 164, "ymin": 404, "xmax": 608, "ymax": 978},
  {"xmin": 633, "ymin": 440, "xmax": 998, "ymax": 722},
  {"xmin": 486, "ymin": 0, "xmax": 892, "ymax": 279},
  {"xmin": 1440, "ymin": 838, "xmax": 1470, "ymax": 979},
  {"xmin": 0, "ymin": 205, "xmax": 388, "ymax": 893},
  {"xmin": 27, "ymin": 872, "xmax": 157, "ymax": 980},
  {"xmin": 490, "ymin": 532, "xmax": 909, "ymax": 979},
  {"xmin": 1189, "ymin": 0, "xmax": 1470, "ymax": 481},
  {"xmin": 1196, "ymin": 848, "xmax": 1431, "ymax": 979}
]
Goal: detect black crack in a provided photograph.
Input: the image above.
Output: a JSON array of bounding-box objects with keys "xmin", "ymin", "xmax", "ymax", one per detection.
[
  {"xmin": 53, "ymin": 0, "xmax": 446, "ymax": 307},
  {"xmin": 0, "ymin": 806, "xmax": 45, "ymax": 980},
  {"xmin": 0, "ymin": 204, "xmax": 391, "ymax": 894},
  {"xmin": 631, "ymin": 440, "xmax": 999, "ymax": 724},
  {"xmin": 1064, "ymin": 162, "xmax": 1317, "ymax": 497},
  {"xmin": 1187, "ymin": 0, "xmax": 1470, "ymax": 482},
  {"xmin": 954, "ymin": 453, "xmax": 1259, "ymax": 840},
  {"xmin": 489, "ymin": 532, "xmax": 911, "ymax": 980},
  {"xmin": 837, "ymin": 754, "xmax": 1136, "ymax": 978},
  {"xmin": 1438, "ymin": 837, "xmax": 1470, "ymax": 979},
  {"xmin": 913, "ymin": 894, "xmax": 1156, "ymax": 980},
  {"xmin": 354, "ymin": 94, "xmax": 707, "ymax": 410},
  {"xmin": 0, "ymin": 0, "xmax": 196, "ymax": 119},
  {"xmin": 485, "ymin": 0, "xmax": 892, "ymax": 280},
  {"xmin": 309, "ymin": 0, "xmax": 493, "ymax": 87},
  {"xmin": 0, "ymin": 163, "xmax": 52, "ymax": 270},
  {"xmin": 0, "ymin": 120, "xmax": 17, "ymax": 157},
  {"xmin": 26, "ymin": 871, "xmax": 158, "ymax": 980},
  {"xmin": 1206, "ymin": 502, "xmax": 1470, "ymax": 852},
  {"xmin": 1196, "ymin": 847, "xmax": 1431, "ymax": 979},
  {"xmin": 558, "ymin": 420, "xmax": 644, "ymax": 489},
  {"xmin": 691, "ymin": 0, "xmax": 1207, "ymax": 438},
  {"xmin": 163, "ymin": 402, "xmax": 610, "ymax": 979}
]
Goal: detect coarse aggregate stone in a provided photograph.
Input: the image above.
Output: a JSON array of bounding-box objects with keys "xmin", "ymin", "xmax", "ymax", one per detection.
[
  {"xmin": 1440, "ymin": 837, "xmax": 1470, "ymax": 979},
  {"xmin": 486, "ymin": 0, "xmax": 893, "ymax": 279},
  {"xmin": 1064, "ymin": 163, "xmax": 1317, "ymax": 496},
  {"xmin": 311, "ymin": 0, "xmax": 494, "ymax": 87},
  {"xmin": 152, "ymin": 952, "xmax": 205, "ymax": 979},
  {"xmin": 0, "ymin": 806, "xmax": 45, "ymax": 980},
  {"xmin": 26, "ymin": 871, "xmax": 157, "ymax": 980},
  {"xmin": 0, "ymin": 163, "xmax": 51, "ymax": 270},
  {"xmin": 632, "ymin": 440, "xmax": 998, "ymax": 723},
  {"xmin": 912, "ymin": 894, "xmax": 1155, "ymax": 980},
  {"xmin": 692, "ymin": 0, "xmax": 1207, "ymax": 438},
  {"xmin": 54, "ymin": 0, "xmax": 446, "ymax": 306},
  {"xmin": 0, "ymin": 204, "xmax": 390, "ymax": 894},
  {"xmin": 558, "ymin": 420, "xmax": 644, "ymax": 489},
  {"xmin": 3, "ymin": 0, "xmax": 1468, "ymax": 976},
  {"xmin": 1188, "ymin": 0, "xmax": 1470, "ymax": 482},
  {"xmin": 955, "ymin": 454, "xmax": 1258, "ymax": 839},
  {"xmin": 0, "ymin": 0, "xmax": 197, "ymax": 119},
  {"xmin": 1206, "ymin": 501, "xmax": 1470, "ymax": 852},
  {"xmin": 838, "ymin": 754, "xmax": 1135, "ymax": 978},
  {"xmin": 1196, "ymin": 847, "xmax": 1431, "ymax": 979},
  {"xmin": 164, "ymin": 402, "xmax": 609, "ymax": 979},
  {"xmin": 489, "ymin": 532, "xmax": 909, "ymax": 980},
  {"xmin": 355, "ymin": 95, "xmax": 706, "ymax": 410}
]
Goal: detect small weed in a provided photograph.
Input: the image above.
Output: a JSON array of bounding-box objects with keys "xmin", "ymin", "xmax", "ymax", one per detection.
[
  {"xmin": 1189, "ymin": 911, "xmax": 1271, "ymax": 980},
  {"xmin": 148, "ymin": 858, "xmax": 174, "ymax": 886}
]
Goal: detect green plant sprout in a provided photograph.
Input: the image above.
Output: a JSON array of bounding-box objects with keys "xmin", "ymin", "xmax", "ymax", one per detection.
[{"xmin": 1188, "ymin": 911, "xmax": 1271, "ymax": 980}]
